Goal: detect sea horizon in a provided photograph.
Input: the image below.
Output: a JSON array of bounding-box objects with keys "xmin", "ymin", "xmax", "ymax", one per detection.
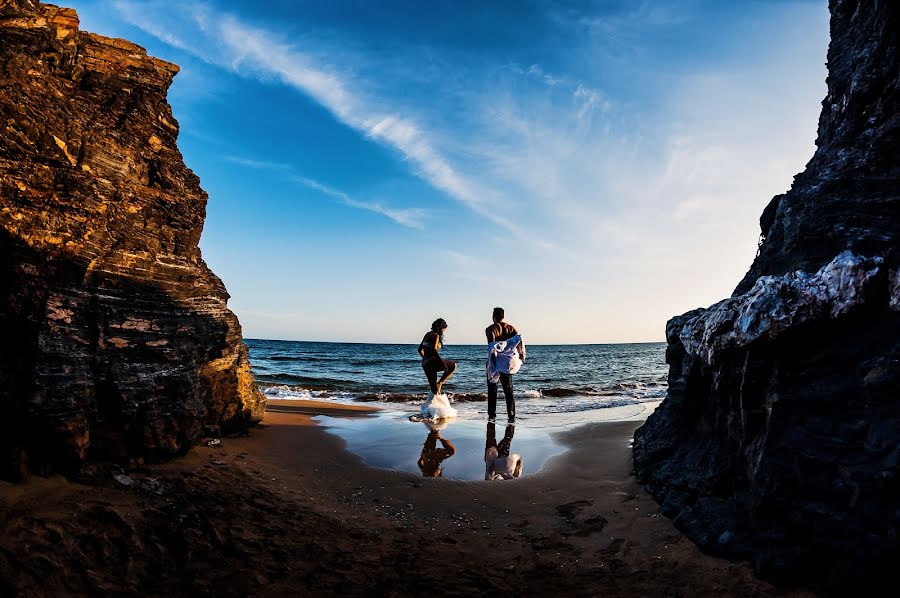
[
  {"xmin": 244, "ymin": 337, "xmax": 667, "ymax": 347},
  {"xmin": 246, "ymin": 338, "xmax": 669, "ymax": 417}
]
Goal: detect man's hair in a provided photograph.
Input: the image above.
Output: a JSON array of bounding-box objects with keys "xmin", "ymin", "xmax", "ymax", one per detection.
[{"xmin": 492, "ymin": 307, "xmax": 505, "ymax": 321}]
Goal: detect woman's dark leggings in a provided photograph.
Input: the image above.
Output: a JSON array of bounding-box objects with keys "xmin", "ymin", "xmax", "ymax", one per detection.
[
  {"xmin": 487, "ymin": 373, "xmax": 514, "ymax": 420},
  {"xmin": 423, "ymin": 358, "xmax": 455, "ymax": 394}
]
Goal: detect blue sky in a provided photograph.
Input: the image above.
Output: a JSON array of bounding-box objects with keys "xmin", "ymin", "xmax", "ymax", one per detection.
[{"xmin": 68, "ymin": 0, "xmax": 829, "ymax": 344}]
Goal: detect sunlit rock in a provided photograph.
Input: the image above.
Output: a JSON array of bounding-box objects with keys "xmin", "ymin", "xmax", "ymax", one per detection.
[{"xmin": 0, "ymin": 1, "xmax": 265, "ymax": 478}]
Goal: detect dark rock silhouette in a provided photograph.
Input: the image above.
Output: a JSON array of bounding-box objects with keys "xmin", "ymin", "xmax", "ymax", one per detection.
[
  {"xmin": 0, "ymin": 1, "xmax": 264, "ymax": 479},
  {"xmin": 633, "ymin": 0, "xmax": 899, "ymax": 591}
]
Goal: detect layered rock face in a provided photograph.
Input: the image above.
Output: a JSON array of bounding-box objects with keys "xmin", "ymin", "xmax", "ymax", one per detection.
[
  {"xmin": 633, "ymin": 0, "xmax": 899, "ymax": 590},
  {"xmin": 0, "ymin": 1, "xmax": 265, "ymax": 478}
]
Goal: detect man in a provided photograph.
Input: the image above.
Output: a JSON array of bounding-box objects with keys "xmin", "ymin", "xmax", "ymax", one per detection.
[
  {"xmin": 484, "ymin": 421, "xmax": 523, "ymax": 480},
  {"xmin": 485, "ymin": 307, "xmax": 525, "ymax": 422}
]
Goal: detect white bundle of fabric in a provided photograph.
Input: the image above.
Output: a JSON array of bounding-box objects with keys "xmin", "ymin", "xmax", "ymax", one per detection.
[
  {"xmin": 486, "ymin": 333, "xmax": 525, "ymax": 384},
  {"xmin": 484, "ymin": 447, "xmax": 523, "ymax": 480},
  {"xmin": 419, "ymin": 392, "xmax": 458, "ymax": 420}
]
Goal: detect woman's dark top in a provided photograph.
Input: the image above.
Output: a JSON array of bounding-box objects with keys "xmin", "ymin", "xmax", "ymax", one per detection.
[{"xmin": 419, "ymin": 331, "xmax": 441, "ymax": 363}]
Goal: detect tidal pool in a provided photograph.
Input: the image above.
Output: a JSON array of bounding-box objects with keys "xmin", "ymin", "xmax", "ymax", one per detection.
[
  {"xmin": 315, "ymin": 411, "xmax": 565, "ymax": 480},
  {"xmin": 315, "ymin": 401, "xmax": 659, "ymax": 480}
]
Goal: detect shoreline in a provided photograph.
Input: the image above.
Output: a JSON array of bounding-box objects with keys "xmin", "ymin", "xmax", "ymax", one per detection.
[
  {"xmin": 0, "ymin": 400, "xmax": 811, "ymax": 596},
  {"xmin": 263, "ymin": 398, "xmax": 381, "ymax": 419}
]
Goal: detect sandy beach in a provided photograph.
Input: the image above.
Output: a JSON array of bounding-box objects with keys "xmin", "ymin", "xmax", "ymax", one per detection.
[{"xmin": 0, "ymin": 399, "xmax": 815, "ymax": 596}]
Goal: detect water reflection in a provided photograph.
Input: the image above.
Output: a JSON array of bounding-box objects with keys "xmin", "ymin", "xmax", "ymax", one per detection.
[
  {"xmin": 417, "ymin": 424, "xmax": 457, "ymax": 477},
  {"xmin": 316, "ymin": 411, "xmax": 565, "ymax": 480},
  {"xmin": 484, "ymin": 421, "xmax": 523, "ymax": 480}
]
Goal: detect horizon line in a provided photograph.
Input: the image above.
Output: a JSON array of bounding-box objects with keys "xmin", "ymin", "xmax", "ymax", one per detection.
[{"xmin": 243, "ymin": 337, "xmax": 667, "ymax": 347}]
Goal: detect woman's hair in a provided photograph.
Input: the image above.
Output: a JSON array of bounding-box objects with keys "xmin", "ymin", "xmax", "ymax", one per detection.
[{"xmin": 431, "ymin": 318, "xmax": 447, "ymax": 344}]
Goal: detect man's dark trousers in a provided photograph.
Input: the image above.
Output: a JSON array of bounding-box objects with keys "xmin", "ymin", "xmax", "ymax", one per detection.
[{"xmin": 488, "ymin": 373, "xmax": 514, "ymax": 421}]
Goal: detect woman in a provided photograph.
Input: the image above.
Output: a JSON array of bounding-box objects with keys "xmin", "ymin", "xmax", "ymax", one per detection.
[
  {"xmin": 417, "ymin": 427, "xmax": 456, "ymax": 477},
  {"xmin": 418, "ymin": 318, "xmax": 457, "ymax": 395}
]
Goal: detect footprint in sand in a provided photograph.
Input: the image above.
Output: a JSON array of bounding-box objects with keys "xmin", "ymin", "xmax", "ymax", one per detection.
[
  {"xmin": 555, "ymin": 500, "xmax": 592, "ymax": 521},
  {"xmin": 555, "ymin": 500, "xmax": 608, "ymax": 537},
  {"xmin": 573, "ymin": 516, "xmax": 608, "ymax": 537}
]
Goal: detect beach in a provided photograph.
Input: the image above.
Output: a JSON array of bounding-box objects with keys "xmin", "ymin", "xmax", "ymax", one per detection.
[
  {"xmin": 0, "ymin": 399, "xmax": 812, "ymax": 596},
  {"xmin": 1, "ymin": 0, "xmax": 893, "ymax": 592}
]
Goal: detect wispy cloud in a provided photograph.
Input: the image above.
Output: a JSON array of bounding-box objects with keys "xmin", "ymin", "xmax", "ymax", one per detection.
[
  {"xmin": 113, "ymin": 0, "xmax": 198, "ymax": 53},
  {"xmin": 568, "ymin": 0, "xmax": 692, "ymax": 37},
  {"xmin": 223, "ymin": 156, "xmax": 427, "ymax": 229},
  {"xmin": 223, "ymin": 156, "xmax": 293, "ymax": 172},
  {"xmin": 109, "ymin": 0, "xmax": 829, "ymax": 342},
  {"xmin": 441, "ymin": 250, "xmax": 491, "ymax": 283},
  {"xmin": 505, "ymin": 62, "xmax": 609, "ymax": 127},
  {"xmin": 115, "ymin": 2, "xmax": 625, "ymax": 260},
  {"xmin": 292, "ymin": 175, "xmax": 427, "ymax": 230},
  {"xmin": 115, "ymin": 2, "xmax": 515, "ymax": 227}
]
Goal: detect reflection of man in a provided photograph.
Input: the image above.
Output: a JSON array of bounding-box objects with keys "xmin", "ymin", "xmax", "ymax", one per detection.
[
  {"xmin": 486, "ymin": 307, "xmax": 526, "ymax": 422},
  {"xmin": 417, "ymin": 429, "xmax": 456, "ymax": 477},
  {"xmin": 484, "ymin": 421, "xmax": 523, "ymax": 480}
]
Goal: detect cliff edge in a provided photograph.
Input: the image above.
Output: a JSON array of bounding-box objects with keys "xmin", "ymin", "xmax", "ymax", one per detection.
[
  {"xmin": 0, "ymin": 0, "xmax": 265, "ymax": 479},
  {"xmin": 633, "ymin": 0, "xmax": 899, "ymax": 590}
]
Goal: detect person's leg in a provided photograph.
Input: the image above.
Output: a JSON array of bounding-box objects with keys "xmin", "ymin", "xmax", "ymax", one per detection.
[
  {"xmin": 435, "ymin": 359, "xmax": 457, "ymax": 393},
  {"xmin": 498, "ymin": 423, "xmax": 514, "ymax": 456},
  {"xmin": 487, "ymin": 380, "xmax": 498, "ymax": 420},
  {"xmin": 485, "ymin": 421, "xmax": 497, "ymax": 452},
  {"xmin": 500, "ymin": 373, "xmax": 515, "ymax": 421},
  {"xmin": 423, "ymin": 363, "xmax": 439, "ymax": 394}
]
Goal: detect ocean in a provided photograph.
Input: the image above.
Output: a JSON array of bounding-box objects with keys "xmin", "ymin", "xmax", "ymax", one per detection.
[{"xmin": 248, "ymin": 339, "xmax": 668, "ymax": 418}]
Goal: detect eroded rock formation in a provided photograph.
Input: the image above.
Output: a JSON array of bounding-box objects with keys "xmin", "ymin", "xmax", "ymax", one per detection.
[
  {"xmin": 0, "ymin": 0, "xmax": 265, "ymax": 478},
  {"xmin": 633, "ymin": 0, "xmax": 899, "ymax": 590}
]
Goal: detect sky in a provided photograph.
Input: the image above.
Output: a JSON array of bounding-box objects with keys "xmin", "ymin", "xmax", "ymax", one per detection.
[{"xmin": 67, "ymin": 0, "xmax": 830, "ymax": 344}]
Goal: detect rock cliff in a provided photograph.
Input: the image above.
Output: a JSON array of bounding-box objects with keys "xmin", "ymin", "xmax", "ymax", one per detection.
[
  {"xmin": 0, "ymin": 0, "xmax": 265, "ymax": 479},
  {"xmin": 633, "ymin": 0, "xmax": 899, "ymax": 590}
]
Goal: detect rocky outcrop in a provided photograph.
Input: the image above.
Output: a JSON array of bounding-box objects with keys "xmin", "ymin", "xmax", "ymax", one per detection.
[
  {"xmin": 633, "ymin": 0, "xmax": 899, "ymax": 591},
  {"xmin": 0, "ymin": 1, "xmax": 265, "ymax": 479}
]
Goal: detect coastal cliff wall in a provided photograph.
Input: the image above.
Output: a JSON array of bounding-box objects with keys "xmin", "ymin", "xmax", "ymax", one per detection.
[
  {"xmin": 0, "ymin": 1, "xmax": 265, "ymax": 479},
  {"xmin": 633, "ymin": 0, "xmax": 899, "ymax": 590}
]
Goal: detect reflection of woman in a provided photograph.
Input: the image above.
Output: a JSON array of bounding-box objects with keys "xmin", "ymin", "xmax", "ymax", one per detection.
[
  {"xmin": 417, "ymin": 429, "xmax": 456, "ymax": 477},
  {"xmin": 484, "ymin": 421, "xmax": 523, "ymax": 480},
  {"xmin": 418, "ymin": 318, "xmax": 457, "ymax": 395}
]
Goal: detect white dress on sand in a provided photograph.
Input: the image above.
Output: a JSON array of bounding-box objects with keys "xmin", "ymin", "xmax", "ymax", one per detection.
[{"xmin": 419, "ymin": 392, "xmax": 458, "ymax": 420}]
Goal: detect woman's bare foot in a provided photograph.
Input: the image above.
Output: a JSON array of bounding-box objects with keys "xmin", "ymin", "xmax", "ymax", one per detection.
[{"xmin": 435, "ymin": 383, "xmax": 443, "ymax": 395}]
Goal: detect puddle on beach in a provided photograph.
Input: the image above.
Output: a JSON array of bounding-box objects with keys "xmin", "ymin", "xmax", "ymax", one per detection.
[
  {"xmin": 315, "ymin": 402, "xmax": 658, "ymax": 481},
  {"xmin": 316, "ymin": 412, "xmax": 563, "ymax": 480}
]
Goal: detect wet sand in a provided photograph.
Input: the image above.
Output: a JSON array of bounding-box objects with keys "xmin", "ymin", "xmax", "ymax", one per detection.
[{"xmin": 0, "ymin": 399, "xmax": 814, "ymax": 596}]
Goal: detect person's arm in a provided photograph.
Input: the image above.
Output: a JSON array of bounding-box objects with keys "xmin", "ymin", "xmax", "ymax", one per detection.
[
  {"xmin": 420, "ymin": 332, "xmax": 438, "ymax": 361},
  {"xmin": 518, "ymin": 337, "xmax": 526, "ymax": 361},
  {"xmin": 439, "ymin": 438, "xmax": 456, "ymax": 456}
]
